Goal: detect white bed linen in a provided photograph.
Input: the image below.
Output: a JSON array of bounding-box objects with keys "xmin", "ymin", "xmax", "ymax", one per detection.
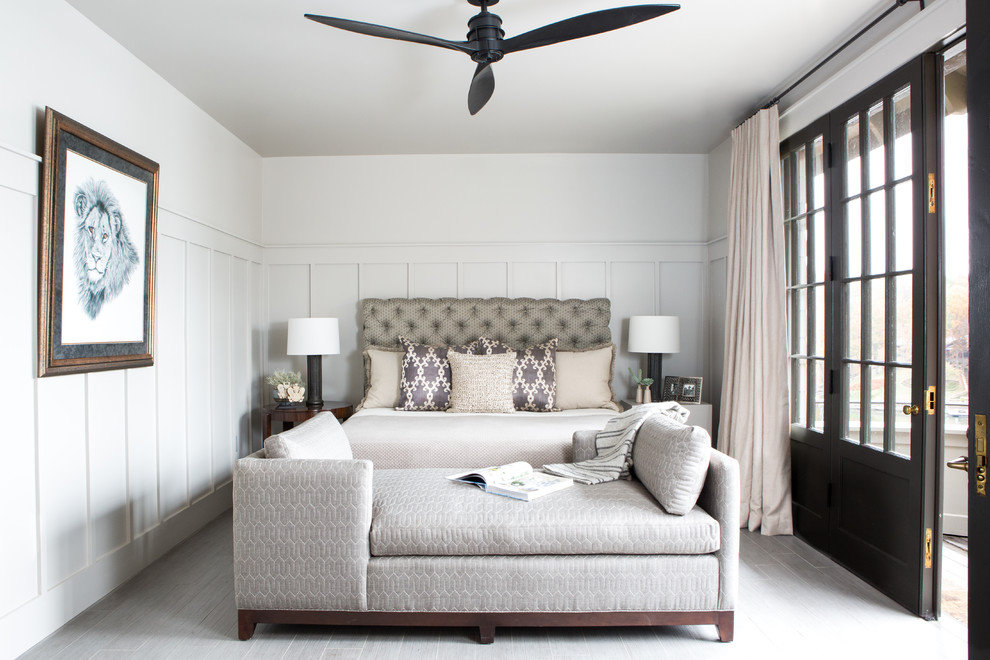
[{"xmin": 342, "ymin": 408, "xmax": 617, "ymax": 469}]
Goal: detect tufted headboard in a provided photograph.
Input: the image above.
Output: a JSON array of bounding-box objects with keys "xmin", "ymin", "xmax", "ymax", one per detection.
[{"xmin": 361, "ymin": 297, "xmax": 612, "ymax": 350}]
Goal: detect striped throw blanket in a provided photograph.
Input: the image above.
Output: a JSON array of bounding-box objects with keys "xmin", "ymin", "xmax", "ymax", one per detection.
[{"xmin": 543, "ymin": 402, "xmax": 690, "ymax": 485}]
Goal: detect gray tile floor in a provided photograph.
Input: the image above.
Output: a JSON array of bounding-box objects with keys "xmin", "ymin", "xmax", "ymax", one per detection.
[{"xmin": 19, "ymin": 511, "xmax": 968, "ymax": 659}]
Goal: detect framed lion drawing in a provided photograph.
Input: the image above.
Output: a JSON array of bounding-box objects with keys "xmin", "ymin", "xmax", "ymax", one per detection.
[{"xmin": 39, "ymin": 108, "xmax": 159, "ymax": 377}]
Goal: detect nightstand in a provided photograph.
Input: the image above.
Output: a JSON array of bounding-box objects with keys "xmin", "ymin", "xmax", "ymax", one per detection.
[
  {"xmin": 621, "ymin": 399, "xmax": 713, "ymax": 437},
  {"xmin": 262, "ymin": 400, "xmax": 353, "ymax": 438}
]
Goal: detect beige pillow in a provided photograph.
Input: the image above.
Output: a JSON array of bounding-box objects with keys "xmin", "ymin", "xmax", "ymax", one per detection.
[
  {"xmin": 447, "ymin": 351, "xmax": 517, "ymax": 414},
  {"xmin": 554, "ymin": 344, "xmax": 621, "ymax": 411},
  {"xmin": 264, "ymin": 412, "xmax": 353, "ymax": 459},
  {"xmin": 356, "ymin": 347, "xmax": 404, "ymax": 410}
]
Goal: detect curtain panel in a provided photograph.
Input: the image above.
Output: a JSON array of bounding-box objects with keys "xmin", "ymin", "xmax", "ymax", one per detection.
[{"xmin": 718, "ymin": 105, "xmax": 793, "ymax": 536}]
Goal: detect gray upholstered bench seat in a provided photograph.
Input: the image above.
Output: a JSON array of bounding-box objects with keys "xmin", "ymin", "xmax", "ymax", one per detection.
[{"xmin": 370, "ymin": 468, "xmax": 720, "ymax": 556}]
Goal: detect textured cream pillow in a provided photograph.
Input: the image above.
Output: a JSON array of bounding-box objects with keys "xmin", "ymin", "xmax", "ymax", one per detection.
[
  {"xmin": 264, "ymin": 412, "xmax": 353, "ymax": 459},
  {"xmin": 356, "ymin": 347, "xmax": 404, "ymax": 410},
  {"xmin": 554, "ymin": 344, "xmax": 621, "ymax": 411},
  {"xmin": 447, "ymin": 351, "xmax": 517, "ymax": 414}
]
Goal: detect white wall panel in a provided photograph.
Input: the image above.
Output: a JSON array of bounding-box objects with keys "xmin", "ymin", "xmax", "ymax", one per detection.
[
  {"xmin": 609, "ymin": 262, "xmax": 657, "ymax": 400},
  {"xmin": 211, "ymin": 253, "xmax": 233, "ymax": 486},
  {"xmin": 560, "ymin": 262, "xmax": 607, "ymax": 300},
  {"xmin": 230, "ymin": 258, "xmax": 251, "ymax": 460},
  {"xmin": 510, "ymin": 262, "xmax": 557, "ymax": 299},
  {"xmin": 411, "ymin": 262, "xmax": 458, "ymax": 298},
  {"xmin": 156, "ymin": 236, "xmax": 188, "ymax": 519},
  {"xmin": 126, "ymin": 367, "xmax": 159, "ymax": 537},
  {"xmin": 37, "ymin": 375, "xmax": 89, "ymax": 587},
  {"xmin": 360, "ymin": 263, "xmax": 408, "ymax": 300},
  {"xmin": 660, "ymin": 261, "xmax": 705, "ymax": 390},
  {"xmin": 0, "ymin": 184, "xmax": 39, "ymax": 617},
  {"xmin": 312, "ymin": 264, "xmax": 361, "ymax": 402},
  {"xmin": 249, "ymin": 261, "xmax": 265, "ymax": 453},
  {"xmin": 86, "ymin": 371, "xmax": 129, "ymax": 559},
  {"xmin": 462, "ymin": 262, "xmax": 507, "ymax": 298},
  {"xmin": 185, "ymin": 244, "xmax": 213, "ymax": 501},
  {"xmin": 708, "ymin": 254, "xmax": 728, "ymax": 438},
  {"xmin": 266, "ymin": 264, "xmax": 310, "ymax": 380}
]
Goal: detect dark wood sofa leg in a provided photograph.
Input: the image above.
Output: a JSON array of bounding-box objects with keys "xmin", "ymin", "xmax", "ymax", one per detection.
[
  {"xmin": 716, "ymin": 612, "xmax": 734, "ymax": 642},
  {"xmin": 238, "ymin": 610, "xmax": 257, "ymax": 640},
  {"xmin": 478, "ymin": 623, "xmax": 496, "ymax": 644}
]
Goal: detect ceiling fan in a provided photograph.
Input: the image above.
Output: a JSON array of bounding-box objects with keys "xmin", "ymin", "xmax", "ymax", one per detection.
[{"xmin": 305, "ymin": 1, "xmax": 680, "ymax": 115}]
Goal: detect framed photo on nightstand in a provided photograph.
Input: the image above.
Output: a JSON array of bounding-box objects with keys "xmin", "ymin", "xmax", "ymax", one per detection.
[
  {"xmin": 662, "ymin": 376, "xmax": 703, "ymax": 404},
  {"xmin": 662, "ymin": 376, "xmax": 680, "ymax": 401},
  {"xmin": 678, "ymin": 377, "xmax": 703, "ymax": 404}
]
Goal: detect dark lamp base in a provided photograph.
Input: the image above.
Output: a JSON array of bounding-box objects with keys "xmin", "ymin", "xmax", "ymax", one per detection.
[{"xmin": 305, "ymin": 354, "xmax": 323, "ymax": 410}]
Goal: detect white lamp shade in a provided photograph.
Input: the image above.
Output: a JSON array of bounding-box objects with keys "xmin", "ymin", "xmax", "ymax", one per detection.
[
  {"xmin": 628, "ymin": 316, "xmax": 680, "ymax": 354},
  {"xmin": 287, "ymin": 318, "xmax": 340, "ymax": 356}
]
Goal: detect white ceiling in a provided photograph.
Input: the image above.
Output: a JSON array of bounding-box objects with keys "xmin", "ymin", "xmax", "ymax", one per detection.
[{"xmin": 65, "ymin": 0, "xmax": 892, "ymax": 157}]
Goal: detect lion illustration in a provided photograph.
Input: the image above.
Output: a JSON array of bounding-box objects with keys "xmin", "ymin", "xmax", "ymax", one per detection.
[{"xmin": 72, "ymin": 178, "xmax": 140, "ymax": 319}]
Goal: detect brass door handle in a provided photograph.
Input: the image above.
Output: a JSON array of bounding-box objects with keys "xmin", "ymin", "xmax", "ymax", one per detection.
[
  {"xmin": 947, "ymin": 456, "xmax": 969, "ymax": 472},
  {"xmin": 903, "ymin": 404, "xmax": 920, "ymax": 415}
]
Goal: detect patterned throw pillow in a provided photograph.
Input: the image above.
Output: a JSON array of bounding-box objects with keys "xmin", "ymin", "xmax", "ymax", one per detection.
[
  {"xmin": 395, "ymin": 337, "xmax": 475, "ymax": 411},
  {"xmin": 475, "ymin": 337, "xmax": 558, "ymax": 412}
]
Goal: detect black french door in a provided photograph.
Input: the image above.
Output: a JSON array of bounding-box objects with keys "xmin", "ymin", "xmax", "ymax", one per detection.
[{"xmin": 782, "ymin": 57, "xmax": 939, "ymax": 616}]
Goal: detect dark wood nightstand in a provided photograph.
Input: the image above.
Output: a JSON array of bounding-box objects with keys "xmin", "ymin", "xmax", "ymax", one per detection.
[{"xmin": 262, "ymin": 400, "xmax": 353, "ymax": 438}]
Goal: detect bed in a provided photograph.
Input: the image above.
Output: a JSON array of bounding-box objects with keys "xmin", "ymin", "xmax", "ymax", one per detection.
[{"xmin": 343, "ymin": 297, "xmax": 622, "ymax": 469}]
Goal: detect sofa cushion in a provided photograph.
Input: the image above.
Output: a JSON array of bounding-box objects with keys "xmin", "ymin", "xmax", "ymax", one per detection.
[
  {"xmin": 264, "ymin": 412, "xmax": 353, "ymax": 460},
  {"xmin": 370, "ymin": 467, "xmax": 719, "ymax": 557},
  {"xmin": 632, "ymin": 413, "xmax": 711, "ymax": 515}
]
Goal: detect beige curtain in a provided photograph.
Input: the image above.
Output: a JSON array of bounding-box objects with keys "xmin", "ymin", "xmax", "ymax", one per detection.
[{"xmin": 718, "ymin": 105, "xmax": 793, "ymax": 536}]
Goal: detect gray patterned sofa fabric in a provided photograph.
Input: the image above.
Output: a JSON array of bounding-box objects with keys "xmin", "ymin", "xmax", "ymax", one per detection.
[
  {"xmin": 367, "ymin": 554, "xmax": 719, "ymax": 613},
  {"xmin": 233, "ymin": 454, "xmax": 373, "ymax": 611},
  {"xmin": 232, "ymin": 445, "xmax": 740, "ymax": 617},
  {"xmin": 370, "ymin": 468, "xmax": 720, "ymax": 556},
  {"xmin": 361, "ymin": 297, "xmax": 612, "ymax": 350}
]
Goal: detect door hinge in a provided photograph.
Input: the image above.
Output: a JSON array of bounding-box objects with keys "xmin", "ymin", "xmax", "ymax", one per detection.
[
  {"xmin": 829, "ymin": 256, "xmax": 836, "ymax": 282},
  {"xmin": 826, "ymin": 142, "xmax": 833, "ymax": 169},
  {"xmin": 924, "ymin": 528, "xmax": 933, "ymax": 568},
  {"xmin": 926, "ymin": 386, "xmax": 936, "ymax": 415},
  {"xmin": 928, "ymin": 173, "xmax": 936, "ymax": 214},
  {"xmin": 829, "ymin": 369, "xmax": 835, "ymax": 395}
]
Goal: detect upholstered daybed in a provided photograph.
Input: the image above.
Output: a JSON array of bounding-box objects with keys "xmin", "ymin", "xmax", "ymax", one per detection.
[{"xmin": 233, "ymin": 411, "xmax": 740, "ymax": 643}]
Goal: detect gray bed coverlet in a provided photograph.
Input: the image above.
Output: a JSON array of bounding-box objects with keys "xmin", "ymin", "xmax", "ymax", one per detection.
[
  {"xmin": 343, "ymin": 408, "xmax": 615, "ymax": 469},
  {"xmin": 370, "ymin": 467, "xmax": 720, "ymax": 557}
]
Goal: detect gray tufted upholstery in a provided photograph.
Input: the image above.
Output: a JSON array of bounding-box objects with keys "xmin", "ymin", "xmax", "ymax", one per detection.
[{"xmin": 361, "ymin": 298, "xmax": 612, "ymax": 351}]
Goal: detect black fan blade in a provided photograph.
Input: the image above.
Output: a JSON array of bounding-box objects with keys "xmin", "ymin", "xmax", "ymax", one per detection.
[
  {"xmin": 305, "ymin": 14, "xmax": 475, "ymax": 55},
  {"xmin": 502, "ymin": 4, "xmax": 679, "ymax": 54},
  {"xmin": 468, "ymin": 62, "xmax": 495, "ymax": 115}
]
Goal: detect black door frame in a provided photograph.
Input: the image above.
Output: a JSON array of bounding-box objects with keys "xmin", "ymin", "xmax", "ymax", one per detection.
[{"xmin": 967, "ymin": 0, "xmax": 989, "ymax": 654}]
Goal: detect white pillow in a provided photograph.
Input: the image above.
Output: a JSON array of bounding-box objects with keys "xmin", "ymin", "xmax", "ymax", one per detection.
[
  {"xmin": 447, "ymin": 351, "xmax": 517, "ymax": 414},
  {"xmin": 264, "ymin": 412, "xmax": 353, "ymax": 459},
  {"xmin": 356, "ymin": 347, "xmax": 403, "ymax": 410},
  {"xmin": 554, "ymin": 344, "xmax": 621, "ymax": 411}
]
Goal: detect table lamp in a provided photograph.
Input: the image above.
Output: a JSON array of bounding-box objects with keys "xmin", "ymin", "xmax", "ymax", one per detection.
[
  {"xmin": 628, "ymin": 315, "xmax": 680, "ymax": 402},
  {"xmin": 287, "ymin": 317, "xmax": 340, "ymax": 409}
]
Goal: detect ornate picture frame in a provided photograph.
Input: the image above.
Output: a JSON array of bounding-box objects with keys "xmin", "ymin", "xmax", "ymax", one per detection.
[
  {"xmin": 661, "ymin": 375, "xmax": 681, "ymax": 401},
  {"xmin": 38, "ymin": 108, "xmax": 159, "ymax": 377},
  {"xmin": 678, "ymin": 377, "xmax": 703, "ymax": 404}
]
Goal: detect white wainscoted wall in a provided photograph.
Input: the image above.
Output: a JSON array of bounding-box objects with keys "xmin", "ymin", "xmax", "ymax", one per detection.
[
  {"xmin": 262, "ymin": 154, "xmax": 715, "ymax": 408},
  {"xmin": 0, "ymin": 2, "xmax": 264, "ymax": 658}
]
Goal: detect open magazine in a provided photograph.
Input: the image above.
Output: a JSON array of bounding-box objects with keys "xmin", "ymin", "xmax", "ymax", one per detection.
[{"xmin": 446, "ymin": 461, "xmax": 573, "ymax": 502}]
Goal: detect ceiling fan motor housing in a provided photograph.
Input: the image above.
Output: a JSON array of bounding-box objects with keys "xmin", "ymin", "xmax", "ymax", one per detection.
[{"xmin": 467, "ymin": 11, "xmax": 505, "ymax": 64}]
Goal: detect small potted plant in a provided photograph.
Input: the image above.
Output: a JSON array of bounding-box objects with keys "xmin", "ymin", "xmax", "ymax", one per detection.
[
  {"xmin": 628, "ymin": 368, "xmax": 649, "ymax": 403},
  {"xmin": 267, "ymin": 370, "xmax": 305, "ymax": 408}
]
